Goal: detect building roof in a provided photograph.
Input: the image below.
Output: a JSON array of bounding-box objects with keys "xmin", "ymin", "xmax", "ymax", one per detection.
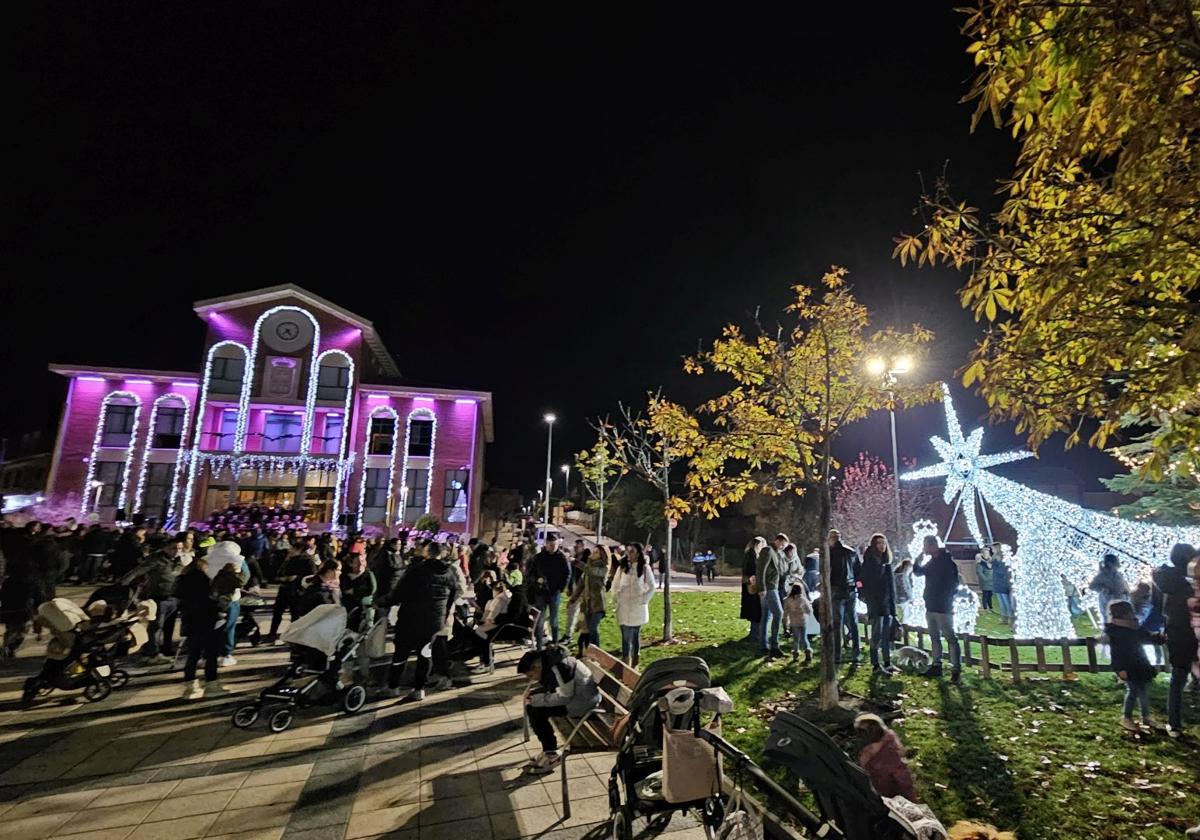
[
  {"xmin": 192, "ymin": 284, "xmax": 401, "ymax": 378},
  {"xmin": 48, "ymin": 364, "xmax": 199, "ymax": 383}
]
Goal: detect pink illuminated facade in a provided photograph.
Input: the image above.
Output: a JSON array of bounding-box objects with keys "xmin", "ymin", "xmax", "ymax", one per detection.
[{"xmin": 45, "ymin": 285, "xmax": 493, "ymax": 533}]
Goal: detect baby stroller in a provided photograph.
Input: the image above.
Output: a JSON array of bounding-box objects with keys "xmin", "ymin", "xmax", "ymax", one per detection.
[
  {"xmin": 231, "ymin": 604, "xmax": 386, "ymax": 732},
  {"xmin": 607, "ymin": 656, "xmax": 731, "ymax": 840},
  {"xmin": 21, "ymin": 598, "xmax": 149, "ymax": 704}
]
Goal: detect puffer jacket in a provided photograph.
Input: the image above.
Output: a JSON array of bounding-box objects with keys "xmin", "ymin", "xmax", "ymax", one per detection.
[
  {"xmin": 612, "ymin": 562, "xmax": 656, "ymax": 627},
  {"xmin": 396, "ymin": 558, "xmax": 459, "ymax": 638}
]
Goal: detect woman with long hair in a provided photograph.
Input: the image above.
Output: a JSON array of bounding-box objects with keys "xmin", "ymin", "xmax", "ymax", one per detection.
[
  {"xmin": 860, "ymin": 533, "xmax": 898, "ymax": 673},
  {"xmin": 611, "ymin": 542, "xmax": 656, "ymax": 666},
  {"xmin": 741, "ymin": 537, "xmax": 766, "ymax": 642},
  {"xmin": 570, "ymin": 546, "xmax": 610, "ymax": 653}
]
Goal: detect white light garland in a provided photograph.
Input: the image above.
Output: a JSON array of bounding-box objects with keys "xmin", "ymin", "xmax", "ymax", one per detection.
[
  {"xmin": 181, "ymin": 340, "xmax": 251, "ymax": 525},
  {"xmin": 132, "ymin": 393, "xmax": 192, "ymax": 518},
  {"xmin": 80, "ymin": 390, "xmax": 142, "ymax": 517},
  {"xmin": 312, "ymin": 349, "xmax": 355, "ymax": 522},
  {"xmin": 356, "ymin": 405, "xmax": 400, "ymax": 527},
  {"xmin": 238, "ymin": 306, "xmax": 321, "ymax": 453},
  {"xmin": 902, "ymin": 384, "xmax": 1200, "ymax": 638},
  {"xmin": 399, "ymin": 406, "xmax": 438, "ymax": 524}
]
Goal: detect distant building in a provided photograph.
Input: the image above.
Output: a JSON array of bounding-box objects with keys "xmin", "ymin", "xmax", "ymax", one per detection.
[{"xmin": 45, "ymin": 284, "xmax": 493, "ymax": 532}]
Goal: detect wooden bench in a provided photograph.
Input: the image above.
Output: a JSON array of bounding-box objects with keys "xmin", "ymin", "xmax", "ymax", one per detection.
[{"xmin": 523, "ymin": 644, "xmax": 639, "ymax": 818}]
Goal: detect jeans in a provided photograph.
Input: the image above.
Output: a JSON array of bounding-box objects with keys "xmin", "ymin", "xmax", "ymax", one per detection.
[
  {"xmin": 534, "ymin": 592, "xmax": 562, "ymax": 650},
  {"xmin": 1123, "ymin": 678, "xmax": 1151, "ymax": 719},
  {"xmin": 81, "ymin": 554, "xmax": 105, "ymax": 584},
  {"xmin": 926, "ymin": 611, "xmax": 960, "ymax": 669},
  {"xmin": 870, "ymin": 615, "xmax": 893, "ymax": 668},
  {"xmin": 760, "ymin": 590, "xmax": 783, "ymax": 651},
  {"xmin": 183, "ymin": 629, "xmax": 220, "ymax": 682},
  {"xmin": 996, "ymin": 593, "xmax": 1013, "ymax": 618},
  {"xmin": 584, "ymin": 612, "xmax": 603, "ymax": 649},
  {"xmin": 832, "ymin": 596, "xmax": 860, "ymax": 663},
  {"xmin": 1169, "ymin": 665, "xmax": 1188, "ymax": 730},
  {"xmin": 223, "ymin": 600, "xmax": 240, "ymax": 656},
  {"xmin": 980, "ymin": 590, "xmax": 993, "ymax": 611},
  {"xmin": 620, "ymin": 624, "xmax": 642, "ymax": 661},
  {"xmin": 145, "ymin": 597, "xmax": 177, "ymax": 657},
  {"xmin": 791, "ymin": 626, "xmax": 811, "ymax": 654}
]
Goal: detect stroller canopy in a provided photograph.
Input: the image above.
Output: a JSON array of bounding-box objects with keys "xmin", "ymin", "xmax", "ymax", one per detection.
[
  {"xmin": 281, "ymin": 605, "xmax": 348, "ymax": 656},
  {"xmin": 37, "ymin": 598, "xmax": 89, "ymax": 634}
]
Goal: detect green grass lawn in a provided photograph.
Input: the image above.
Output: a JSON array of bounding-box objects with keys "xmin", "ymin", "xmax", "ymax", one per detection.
[{"xmin": 586, "ymin": 590, "xmax": 1200, "ymax": 840}]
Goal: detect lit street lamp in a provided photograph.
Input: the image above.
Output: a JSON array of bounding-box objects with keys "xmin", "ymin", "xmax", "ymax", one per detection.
[
  {"xmin": 866, "ymin": 355, "xmax": 913, "ymax": 545},
  {"xmin": 560, "ymin": 464, "xmax": 570, "ymax": 498},
  {"xmin": 542, "ymin": 413, "xmax": 556, "ymax": 543},
  {"xmin": 90, "ymin": 479, "xmax": 104, "ymax": 518}
]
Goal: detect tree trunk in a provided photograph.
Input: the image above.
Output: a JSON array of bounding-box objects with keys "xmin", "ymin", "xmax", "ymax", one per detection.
[
  {"xmin": 663, "ymin": 504, "xmax": 674, "ymax": 642},
  {"xmin": 817, "ymin": 446, "xmax": 840, "ymax": 710}
]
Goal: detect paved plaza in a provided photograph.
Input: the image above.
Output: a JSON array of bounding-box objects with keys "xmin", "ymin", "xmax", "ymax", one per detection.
[{"xmin": 0, "ymin": 588, "xmax": 704, "ymax": 840}]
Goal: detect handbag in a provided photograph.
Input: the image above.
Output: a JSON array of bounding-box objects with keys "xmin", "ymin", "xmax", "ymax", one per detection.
[
  {"xmin": 717, "ymin": 785, "xmax": 763, "ymax": 840},
  {"xmin": 745, "ymin": 576, "xmax": 760, "ymax": 596},
  {"xmin": 662, "ymin": 719, "xmax": 721, "ymax": 803}
]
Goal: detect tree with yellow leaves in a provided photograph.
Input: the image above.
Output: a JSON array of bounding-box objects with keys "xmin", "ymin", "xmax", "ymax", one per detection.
[
  {"xmin": 895, "ymin": 0, "xmax": 1200, "ymax": 483},
  {"xmin": 678, "ymin": 268, "xmax": 937, "ymax": 709}
]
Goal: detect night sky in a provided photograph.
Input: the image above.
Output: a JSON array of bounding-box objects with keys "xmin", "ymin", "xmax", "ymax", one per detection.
[{"xmin": 6, "ymin": 4, "xmax": 1120, "ymax": 494}]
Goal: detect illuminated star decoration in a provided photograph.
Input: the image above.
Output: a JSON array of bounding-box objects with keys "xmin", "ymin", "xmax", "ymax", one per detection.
[{"xmin": 902, "ymin": 383, "xmax": 1200, "ymax": 639}]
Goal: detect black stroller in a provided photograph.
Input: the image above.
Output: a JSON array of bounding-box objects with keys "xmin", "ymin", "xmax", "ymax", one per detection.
[
  {"xmin": 763, "ymin": 711, "xmax": 921, "ymax": 840},
  {"xmin": 606, "ymin": 656, "xmax": 729, "ymax": 840},
  {"xmin": 21, "ymin": 598, "xmax": 143, "ymax": 704},
  {"xmin": 231, "ymin": 604, "xmax": 385, "ymax": 732}
]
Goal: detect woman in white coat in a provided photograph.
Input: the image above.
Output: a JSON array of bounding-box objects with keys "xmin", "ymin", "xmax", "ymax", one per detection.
[{"xmin": 611, "ymin": 542, "xmax": 657, "ymax": 667}]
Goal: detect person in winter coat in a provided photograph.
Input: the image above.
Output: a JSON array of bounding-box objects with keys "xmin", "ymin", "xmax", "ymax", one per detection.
[
  {"xmin": 0, "ymin": 523, "xmax": 39, "ymax": 658},
  {"xmin": 384, "ymin": 542, "xmax": 459, "ymax": 702},
  {"xmin": 740, "ymin": 537, "xmax": 765, "ymax": 642},
  {"xmin": 894, "ymin": 558, "xmax": 914, "ymax": 614},
  {"xmin": 569, "ymin": 546, "xmax": 610, "ymax": 652},
  {"xmin": 756, "ymin": 533, "xmax": 788, "ymax": 658},
  {"xmin": 518, "ymin": 647, "xmax": 601, "ymax": 775},
  {"xmin": 468, "ymin": 583, "xmax": 532, "ymax": 672},
  {"xmin": 370, "ymin": 538, "xmax": 407, "ymax": 622},
  {"xmin": 859, "ymin": 534, "xmax": 898, "ymax": 673},
  {"xmin": 296, "ymin": 560, "xmax": 342, "ymax": 616},
  {"xmin": 110, "ymin": 527, "xmax": 148, "ymax": 581},
  {"xmin": 1153, "ymin": 543, "xmax": 1198, "ymax": 738},
  {"xmin": 803, "ymin": 549, "xmax": 821, "ymax": 594},
  {"xmin": 529, "ymin": 534, "xmax": 571, "ymax": 650},
  {"xmin": 1105, "ymin": 599, "xmax": 1164, "ymax": 732},
  {"xmin": 992, "ymin": 547, "xmax": 1013, "ymax": 623},
  {"xmin": 827, "ymin": 529, "xmax": 861, "ymax": 665},
  {"xmin": 120, "ymin": 536, "xmax": 181, "ymax": 664},
  {"xmin": 914, "ymin": 535, "xmax": 962, "ymax": 681},
  {"xmin": 974, "ymin": 547, "xmax": 995, "ymax": 611},
  {"xmin": 611, "ymin": 542, "xmax": 657, "ymax": 667},
  {"xmin": 29, "ymin": 533, "xmax": 71, "ymax": 615},
  {"xmin": 782, "ymin": 581, "xmax": 813, "ymax": 664},
  {"xmin": 268, "ymin": 540, "xmax": 319, "ymax": 642},
  {"xmin": 854, "ymin": 713, "xmax": 916, "ymax": 801},
  {"xmin": 1090, "ymin": 553, "xmax": 1130, "ymax": 626},
  {"xmin": 80, "ymin": 524, "xmax": 111, "ymax": 584},
  {"xmin": 204, "ymin": 540, "xmax": 249, "ymax": 664},
  {"xmin": 174, "ymin": 557, "xmax": 226, "ymax": 699},
  {"xmin": 340, "ymin": 551, "xmax": 377, "ymax": 631}
]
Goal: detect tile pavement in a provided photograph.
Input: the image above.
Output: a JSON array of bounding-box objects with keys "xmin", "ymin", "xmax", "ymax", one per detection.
[{"xmin": 0, "ymin": 587, "xmax": 706, "ymax": 840}]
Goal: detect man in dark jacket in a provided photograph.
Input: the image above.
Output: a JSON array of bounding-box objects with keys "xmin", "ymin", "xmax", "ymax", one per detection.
[
  {"xmin": 914, "ymin": 535, "xmax": 962, "ymax": 680},
  {"xmin": 529, "ymin": 533, "xmax": 571, "ymax": 650},
  {"xmin": 1153, "ymin": 543, "xmax": 1198, "ymax": 738},
  {"xmin": 121, "ymin": 536, "xmax": 181, "ymax": 663},
  {"xmin": 268, "ymin": 541, "xmax": 319, "ymax": 642},
  {"xmin": 384, "ymin": 542, "xmax": 458, "ymax": 702},
  {"xmin": 370, "ymin": 538, "xmax": 407, "ymax": 623},
  {"xmin": 174, "ymin": 556, "xmax": 224, "ymax": 699},
  {"xmin": 827, "ymin": 530, "xmax": 861, "ymax": 665},
  {"xmin": 80, "ymin": 525, "xmax": 111, "ymax": 585},
  {"xmin": 110, "ymin": 526, "xmax": 148, "ymax": 581}
]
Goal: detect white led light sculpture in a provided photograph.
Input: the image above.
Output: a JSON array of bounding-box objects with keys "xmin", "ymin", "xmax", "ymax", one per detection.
[{"xmin": 902, "ymin": 384, "xmax": 1200, "ymax": 638}]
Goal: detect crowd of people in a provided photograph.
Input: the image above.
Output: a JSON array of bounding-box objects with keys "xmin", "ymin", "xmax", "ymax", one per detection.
[{"xmin": 739, "ymin": 527, "xmax": 1200, "ymax": 737}]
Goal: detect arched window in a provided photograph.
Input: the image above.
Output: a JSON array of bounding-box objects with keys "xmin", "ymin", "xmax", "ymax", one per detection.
[
  {"xmin": 399, "ymin": 407, "xmax": 438, "ymax": 523},
  {"xmin": 134, "ymin": 393, "xmax": 192, "ymax": 519},
  {"xmin": 81, "ymin": 391, "xmax": 142, "ymax": 517},
  {"xmin": 180, "ymin": 340, "xmax": 250, "ymax": 522},
  {"xmin": 357, "ymin": 405, "xmax": 399, "ymax": 525}
]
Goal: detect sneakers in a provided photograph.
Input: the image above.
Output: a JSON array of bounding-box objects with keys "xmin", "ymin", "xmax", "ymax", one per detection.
[
  {"xmin": 468, "ymin": 662, "xmax": 494, "ymax": 676},
  {"xmin": 203, "ymin": 680, "xmax": 230, "ymax": 697},
  {"xmin": 182, "ymin": 679, "xmax": 204, "ymax": 700},
  {"xmin": 525, "ymin": 750, "xmax": 562, "ymax": 775},
  {"xmin": 399, "ymin": 689, "xmax": 425, "ymax": 703},
  {"xmin": 378, "ymin": 686, "xmax": 403, "ymax": 699},
  {"xmin": 428, "ymin": 676, "xmax": 453, "ymax": 692},
  {"xmin": 144, "ymin": 654, "xmax": 171, "ymax": 666},
  {"xmin": 1166, "ymin": 725, "xmax": 1184, "ymax": 739},
  {"xmin": 1120, "ymin": 717, "xmax": 1140, "ymax": 733},
  {"xmin": 220, "ymin": 655, "xmax": 237, "ymax": 667}
]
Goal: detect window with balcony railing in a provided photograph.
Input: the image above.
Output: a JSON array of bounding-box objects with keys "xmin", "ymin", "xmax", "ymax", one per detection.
[
  {"xmin": 368, "ymin": 417, "xmax": 396, "ymax": 455},
  {"xmin": 100, "ymin": 403, "xmax": 136, "ymax": 447}
]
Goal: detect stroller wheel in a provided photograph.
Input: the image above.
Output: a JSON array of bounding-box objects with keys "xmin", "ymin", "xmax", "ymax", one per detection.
[
  {"xmin": 342, "ymin": 684, "xmax": 367, "ymax": 715},
  {"xmin": 109, "ymin": 669, "xmax": 130, "ymax": 689},
  {"xmin": 610, "ymin": 808, "xmax": 633, "ymax": 840},
  {"xmin": 83, "ymin": 679, "xmax": 112, "ymax": 702},
  {"xmin": 268, "ymin": 707, "xmax": 294, "ymax": 733},
  {"xmin": 232, "ymin": 704, "xmax": 260, "ymax": 729}
]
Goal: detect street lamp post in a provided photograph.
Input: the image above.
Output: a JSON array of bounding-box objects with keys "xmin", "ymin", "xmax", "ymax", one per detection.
[
  {"xmin": 866, "ymin": 355, "xmax": 912, "ymax": 546},
  {"xmin": 90, "ymin": 480, "xmax": 104, "ymax": 519},
  {"xmin": 560, "ymin": 464, "xmax": 570, "ymax": 499},
  {"xmin": 542, "ymin": 414, "xmax": 556, "ymax": 543}
]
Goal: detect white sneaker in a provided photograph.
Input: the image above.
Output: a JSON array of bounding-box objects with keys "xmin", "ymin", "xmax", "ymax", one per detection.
[
  {"xmin": 526, "ymin": 751, "xmax": 562, "ymax": 775},
  {"xmin": 398, "ymin": 689, "xmax": 425, "ymax": 703},
  {"xmin": 1166, "ymin": 725, "xmax": 1184, "ymax": 739},
  {"xmin": 144, "ymin": 654, "xmax": 171, "ymax": 666},
  {"xmin": 203, "ymin": 680, "xmax": 230, "ymax": 697},
  {"xmin": 220, "ymin": 655, "xmax": 237, "ymax": 667},
  {"xmin": 182, "ymin": 679, "xmax": 204, "ymax": 700}
]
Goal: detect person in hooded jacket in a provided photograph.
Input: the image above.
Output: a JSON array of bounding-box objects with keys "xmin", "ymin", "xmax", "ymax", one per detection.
[
  {"xmin": 1153, "ymin": 543, "xmax": 1198, "ymax": 738},
  {"xmin": 517, "ymin": 647, "xmax": 601, "ymax": 776},
  {"xmin": 859, "ymin": 533, "xmax": 898, "ymax": 673},
  {"xmin": 914, "ymin": 535, "xmax": 962, "ymax": 681},
  {"xmin": 175, "ymin": 557, "xmax": 227, "ymax": 700},
  {"xmin": 1090, "ymin": 553, "xmax": 1130, "ymax": 626},
  {"xmin": 371, "ymin": 537, "xmax": 407, "ymax": 623},
  {"xmin": 268, "ymin": 538, "xmax": 319, "ymax": 642},
  {"xmin": 383, "ymin": 541, "xmax": 458, "ymax": 703},
  {"xmin": 121, "ymin": 535, "xmax": 181, "ymax": 664},
  {"xmin": 569, "ymin": 546, "xmax": 610, "ymax": 652},
  {"xmin": 340, "ymin": 550, "xmax": 377, "ymax": 631},
  {"xmin": 1105, "ymin": 599, "xmax": 1163, "ymax": 732}
]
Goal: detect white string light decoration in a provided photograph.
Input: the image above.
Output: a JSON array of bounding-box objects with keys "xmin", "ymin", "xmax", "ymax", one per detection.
[
  {"xmin": 399, "ymin": 406, "xmax": 438, "ymax": 524},
  {"xmin": 356, "ymin": 405, "xmax": 400, "ymax": 527},
  {"xmin": 902, "ymin": 384, "xmax": 1200, "ymax": 638},
  {"xmin": 181, "ymin": 340, "xmax": 250, "ymax": 525},
  {"xmin": 311, "ymin": 349, "xmax": 355, "ymax": 522},
  {"xmin": 80, "ymin": 390, "xmax": 142, "ymax": 517},
  {"xmin": 132, "ymin": 393, "xmax": 192, "ymax": 517},
  {"xmin": 239, "ymin": 306, "xmax": 321, "ymax": 454}
]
